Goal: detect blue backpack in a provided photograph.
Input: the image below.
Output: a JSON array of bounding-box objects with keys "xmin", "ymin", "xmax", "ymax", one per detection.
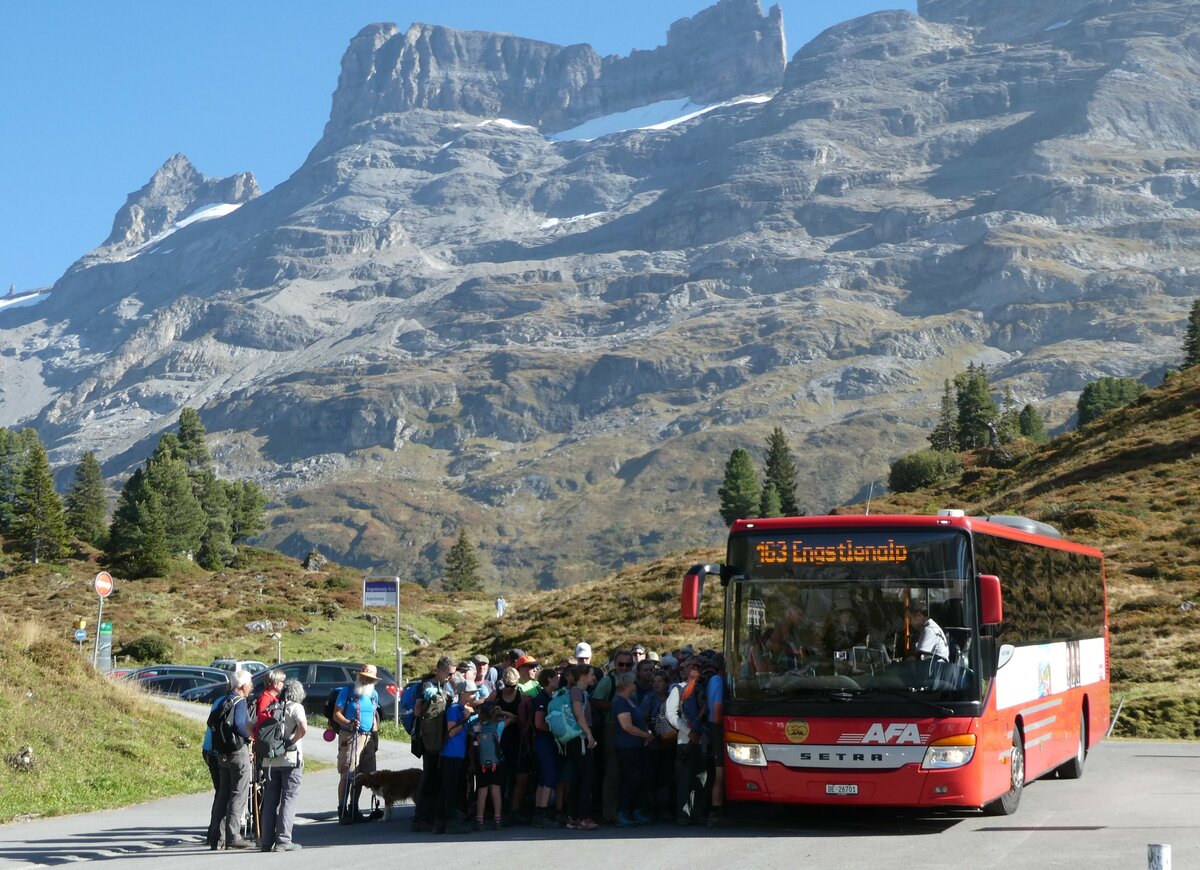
[
  {"xmin": 546, "ymin": 689, "xmax": 583, "ymax": 744},
  {"xmin": 399, "ymin": 681, "xmax": 421, "ymax": 735},
  {"xmin": 679, "ymin": 677, "xmax": 709, "ymax": 736}
]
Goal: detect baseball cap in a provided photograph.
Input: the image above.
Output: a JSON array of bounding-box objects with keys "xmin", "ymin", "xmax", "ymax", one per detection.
[
  {"xmin": 515, "ymin": 655, "xmax": 539, "ymax": 669},
  {"xmin": 660, "ymin": 654, "xmax": 678, "ymax": 668},
  {"xmin": 574, "ymin": 642, "xmax": 592, "ymax": 659}
]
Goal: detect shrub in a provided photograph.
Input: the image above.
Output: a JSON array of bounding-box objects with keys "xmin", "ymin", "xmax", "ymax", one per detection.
[
  {"xmin": 119, "ymin": 634, "xmax": 173, "ymax": 663},
  {"xmin": 888, "ymin": 450, "xmax": 961, "ymax": 493}
]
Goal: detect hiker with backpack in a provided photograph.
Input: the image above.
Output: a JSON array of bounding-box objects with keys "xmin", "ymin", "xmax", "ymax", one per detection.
[
  {"xmin": 257, "ymin": 678, "xmax": 308, "ymax": 851},
  {"xmin": 411, "ymin": 655, "xmax": 455, "ymax": 833},
  {"xmin": 665, "ymin": 655, "xmax": 710, "ymax": 826},
  {"xmin": 530, "ymin": 667, "xmax": 562, "ymax": 827},
  {"xmin": 493, "ymin": 666, "xmax": 533, "ymax": 824},
  {"xmin": 705, "ymin": 653, "xmax": 727, "ymax": 827},
  {"xmin": 438, "ymin": 679, "xmax": 479, "ymax": 834},
  {"xmin": 333, "ymin": 664, "xmax": 382, "ymax": 824},
  {"xmin": 470, "ymin": 701, "xmax": 506, "ymax": 831},
  {"xmin": 206, "ymin": 669, "xmax": 255, "ymax": 850},
  {"xmin": 557, "ymin": 663, "xmax": 599, "ymax": 830}
]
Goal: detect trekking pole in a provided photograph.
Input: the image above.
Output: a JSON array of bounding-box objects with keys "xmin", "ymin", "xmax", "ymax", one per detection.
[{"xmin": 340, "ymin": 728, "xmax": 360, "ymax": 822}]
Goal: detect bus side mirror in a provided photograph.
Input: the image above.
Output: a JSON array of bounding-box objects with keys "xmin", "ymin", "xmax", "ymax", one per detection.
[
  {"xmin": 979, "ymin": 574, "xmax": 1003, "ymax": 626},
  {"xmin": 682, "ymin": 563, "xmax": 721, "ymax": 621}
]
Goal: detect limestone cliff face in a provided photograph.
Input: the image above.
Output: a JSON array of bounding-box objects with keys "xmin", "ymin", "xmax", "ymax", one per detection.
[
  {"xmin": 321, "ymin": 0, "xmax": 785, "ymax": 144},
  {"xmin": 1, "ymin": 0, "xmax": 1198, "ymax": 585}
]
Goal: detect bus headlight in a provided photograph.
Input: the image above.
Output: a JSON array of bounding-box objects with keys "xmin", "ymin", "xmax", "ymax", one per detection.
[
  {"xmin": 725, "ymin": 732, "xmax": 767, "ymax": 767},
  {"xmin": 921, "ymin": 735, "xmax": 976, "ymax": 770}
]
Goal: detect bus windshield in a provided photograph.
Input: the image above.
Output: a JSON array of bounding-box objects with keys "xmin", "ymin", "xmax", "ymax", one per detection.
[{"xmin": 726, "ymin": 528, "xmax": 980, "ymax": 705}]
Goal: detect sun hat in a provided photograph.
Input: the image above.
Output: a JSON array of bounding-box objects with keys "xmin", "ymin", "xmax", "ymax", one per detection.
[
  {"xmin": 574, "ymin": 642, "xmax": 592, "ymax": 659},
  {"xmin": 358, "ymin": 664, "xmax": 379, "ymax": 681}
]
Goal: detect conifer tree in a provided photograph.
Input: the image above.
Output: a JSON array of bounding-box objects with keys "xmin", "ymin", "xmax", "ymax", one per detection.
[
  {"xmin": 144, "ymin": 451, "xmax": 206, "ymax": 555},
  {"xmin": 106, "ymin": 470, "xmax": 171, "ymax": 577},
  {"xmin": 1018, "ymin": 404, "xmax": 1048, "ymax": 443},
  {"xmin": 196, "ymin": 471, "xmax": 235, "ymax": 570},
  {"xmin": 0, "ymin": 428, "xmax": 16, "ymax": 533},
  {"xmin": 176, "ymin": 407, "xmax": 212, "ymax": 473},
  {"xmin": 1184, "ymin": 299, "xmax": 1200, "ymax": 368},
  {"xmin": 1076, "ymin": 376, "xmax": 1145, "ymax": 427},
  {"xmin": 954, "ymin": 364, "xmax": 999, "ymax": 449},
  {"xmin": 13, "ymin": 442, "xmax": 68, "ymax": 564},
  {"xmin": 762, "ymin": 427, "xmax": 800, "ymax": 516},
  {"xmin": 444, "ymin": 529, "xmax": 483, "ymax": 592},
  {"xmin": 997, "ymin": 385, "xmax": 1021, "ymax": 444},
  {"xmin": 718, "ymin": 448, "xmax": 760, "ymax": 526},
  {"xmin": 928, "ymin": 379, "xmax": 958, "ymax": 452},
  {"xmin": 226, "ymin": 480, "xmax": 267, "ymax": 543},
  {"xmin": 65, "ymin": 452, "xmax": 108, "ymax": 547},
  {"xmin": 759, "ymin": 482, "xmax": 783, "ymax": 518}
]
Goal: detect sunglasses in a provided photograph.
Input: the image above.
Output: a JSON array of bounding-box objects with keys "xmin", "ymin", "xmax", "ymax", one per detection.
[{"xmin": 615, "ymin": 660, "xmax": 633, "ymax": 668}]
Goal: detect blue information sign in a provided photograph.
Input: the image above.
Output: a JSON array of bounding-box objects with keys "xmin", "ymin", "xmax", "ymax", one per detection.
[{"xmin": 74, "ymin": 628, "xmax": 87, "ymax": 642}]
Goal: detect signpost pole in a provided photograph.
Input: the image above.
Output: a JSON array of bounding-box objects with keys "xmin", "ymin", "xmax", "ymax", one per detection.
[
  {"xmin": 92, "ymin": 596, "xmax": 105, "ymax": 668},
  {"xmin": 90, "ymin": 572, "xmax": 114, "ymax": 671}
]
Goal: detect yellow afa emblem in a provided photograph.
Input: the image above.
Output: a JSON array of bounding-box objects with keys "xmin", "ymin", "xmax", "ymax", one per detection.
[{"xmin": 785, "ymin": 720, "xmax": 810, "ymax": 743}]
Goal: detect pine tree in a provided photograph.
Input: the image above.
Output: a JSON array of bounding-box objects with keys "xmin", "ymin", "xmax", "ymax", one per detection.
[
  {"xmin": 226, "ymin": 480, "xmax": 267, "ymax": 543},
  {"xmin": 718, "ymin": 448, "xmax": 760, "ymax": 526},
  {"xmin": 759, "ymin": 482, "xmax": 783, "ymax": 518},
  {"xmin": 762, "ymin": 427, "xmax": 800, "ymax": 516},
  {"xmin": 144, "ymin": 452, "xmax": 206, "ymax": 555},
  {"xmin": 928, "ymin": 379, "xmax": 958, "ymax": 452},
  {"xmin": 1076, "ymin": 377, "xmax": 1145, "ymax": 427},
  {"xmin": 955, "ymin": 365, "xmax": 999, "ymax": 449},
  {"xmin": 1018, "ymin": 404, "xmax": 1048, "ymax": 443},
  {"xmin": 176, "ymin": 407, "xmax": 213, "ymax": 473},
  {"xmin": 997, "ymin": 385, "xmax": 1021, "ymax": 444},
  {"xmin": 13, "ymin": 442, "xmax": 69, "ymax": 564},
  {"xmin": 444, "ymin": 529, "xmax": 483, "ymax": 592},
  {"xmin": 1184, "ymin": 298, "xmax": 1200, "ymax": 368},
  {"xmin": 106, "ymin": 470, "xmax": 171, "ymax": 577},
  {"xmin": 65, "ymin": 452, "xmax": 108, "ymax": 547},
  {"xmin": 0, "ymin": 428, "xmax": 16, "ymax": 533},
  {"xmin": 196, "ymin": 471, "xmax": 236, "ymax": 570}
]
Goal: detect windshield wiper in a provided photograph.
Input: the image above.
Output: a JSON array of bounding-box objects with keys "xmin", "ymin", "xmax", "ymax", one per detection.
[{"xmin": 846, "ymin": 687, "xmax": 955, "ymax": 716}]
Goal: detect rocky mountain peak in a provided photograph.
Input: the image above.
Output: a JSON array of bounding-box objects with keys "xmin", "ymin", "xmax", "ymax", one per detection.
[
  {"xmin": 102, "ymin": 153, "xmax": 260, "ymax": 250},
  {"xmin": 917, "ymin": 0, "xmax": 1188, "ymax": 42},
  {"xmin": 320, "ymin": 0, "xmax": 785, "ymax": 146}
]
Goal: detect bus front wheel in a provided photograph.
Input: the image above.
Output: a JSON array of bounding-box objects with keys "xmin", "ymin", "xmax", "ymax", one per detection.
[{"xmin": 984, "ymin": 730, "xmax": 1024, "ymax": 816}]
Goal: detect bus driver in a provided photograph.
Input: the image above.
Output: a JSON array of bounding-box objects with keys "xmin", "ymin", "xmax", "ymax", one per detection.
[{"xmin": 907, "ymin": 604, "xmax": 949, "ymax": 661}]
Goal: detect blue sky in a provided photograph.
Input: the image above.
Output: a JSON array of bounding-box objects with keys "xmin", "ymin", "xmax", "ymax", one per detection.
[{"xmin": 0, "ymin": 1, "xmax": 914, "ymax": 294}]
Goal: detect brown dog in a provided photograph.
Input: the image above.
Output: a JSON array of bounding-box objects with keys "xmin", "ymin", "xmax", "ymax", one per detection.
[{"xmin": 354, "ymin": 768, "xmax": 423, "ymax": 821}]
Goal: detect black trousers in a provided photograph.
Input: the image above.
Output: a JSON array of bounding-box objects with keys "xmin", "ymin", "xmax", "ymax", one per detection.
[
  {"xmin": 674, "ymin": 742, "xmax": 708, "ymax": 823},
  {"xmin": 616, "ymin": 746, "xmax": 643, "ymax": 815},
  {"xmin": 414, "ymin": 753, "xmax": 441, "ymax": 824},
  {"xmin": 437, "ymin": 756, "xmax": 466, "ymax": 825},
  {"xmin": 564, "ymin": 737, "xmax": 594, "ymax": 820}
]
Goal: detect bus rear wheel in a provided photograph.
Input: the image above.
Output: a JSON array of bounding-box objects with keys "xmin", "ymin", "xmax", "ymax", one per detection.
[
  {"xmin": 1056, "ymin": 713, "xmax": 1087, "ymax": 780},
  {"xmin": 984, "ymin": 730, "xmax": 1024, "ymax": 816}
]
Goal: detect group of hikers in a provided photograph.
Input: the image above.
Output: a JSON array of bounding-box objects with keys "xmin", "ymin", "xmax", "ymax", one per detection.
[
  {"xmin": 201, "ymin": 639, "xmax": 728, "ymax": 850},
  {"xmin": 407, "ymin": 642, "xmax": 727, "ymax": 834}
]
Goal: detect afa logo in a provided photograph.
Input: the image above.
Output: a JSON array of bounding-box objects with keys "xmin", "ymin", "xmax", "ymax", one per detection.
[{"xmin": 839, "ymin": 723, "xmax": 929, "ymax": 745}]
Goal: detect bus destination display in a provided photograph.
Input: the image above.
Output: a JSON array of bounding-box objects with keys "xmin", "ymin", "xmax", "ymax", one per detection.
[{"xmin": 753, "ymin": 538, "xmax": 910, "ymax": 567}]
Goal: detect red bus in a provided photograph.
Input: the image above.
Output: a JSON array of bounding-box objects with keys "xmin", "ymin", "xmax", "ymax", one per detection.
[{"xmin": 681, "ymin": 511, "xmax": 1108, "ymax": 814}]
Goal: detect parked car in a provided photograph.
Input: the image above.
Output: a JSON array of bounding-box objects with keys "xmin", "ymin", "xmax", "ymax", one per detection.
[
  {"xmin": 210, "ymin": 659, "xmax": 268, "ymax": 674},
  {"xmin": 126, "ymin": 664, "xmax": 231, "ymax": 684},
  {"xmin": 139, "ymin": 673, "xmax": 228, "ymax": 697},
  {"xmin": 180, "ymin": 660, "xmax": 400, "ymax": 719}
]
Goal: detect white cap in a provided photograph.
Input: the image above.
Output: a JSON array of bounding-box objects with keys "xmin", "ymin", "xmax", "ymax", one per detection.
[{"xmin": 574, "ymin": 642, "xmax": 592, "ymax": 659}]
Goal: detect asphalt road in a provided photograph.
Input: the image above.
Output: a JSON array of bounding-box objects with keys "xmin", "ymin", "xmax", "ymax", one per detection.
[{"xmin": 0, "ymin": 709, "xmax": 1195, "ymax": 869}]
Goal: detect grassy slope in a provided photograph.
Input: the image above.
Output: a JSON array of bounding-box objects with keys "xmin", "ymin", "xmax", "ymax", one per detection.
[
  {"xmin": 839, "ymin": 366, "xmax": 1200, "ymax": 738},
  {"xmin": 0, "ymin": 616, "xmax": 210, "ymax": 823}
]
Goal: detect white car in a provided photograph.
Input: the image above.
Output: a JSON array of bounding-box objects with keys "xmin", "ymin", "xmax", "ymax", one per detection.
[{"xmin": 211, "ymin": 658, "xmax": 268, "ymax": 674}]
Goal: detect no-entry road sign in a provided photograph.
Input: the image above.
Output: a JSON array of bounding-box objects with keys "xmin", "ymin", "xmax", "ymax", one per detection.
[{"xmin": 94, "ymin": 571, "xmax": 114, "ymax": 597}]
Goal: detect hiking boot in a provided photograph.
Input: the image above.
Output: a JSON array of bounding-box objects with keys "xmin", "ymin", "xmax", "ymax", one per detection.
[
  {"xmin": 492, "ymin": 818, "xmax": 503, "ymax": 831},
  {"xmin": 226, "ymin": 839, "xmax": 254, "ymax": 850},
  {"xmin": 565, "ymin": 817, "xmax": 581, "ymax": 830},
  {"xmin": 706, "ymin": 808, "xmax": 727, "ymax": 828},
  {"xmin": 472, "ymin": 819, "xmax": 484, "ymax": 832}
]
